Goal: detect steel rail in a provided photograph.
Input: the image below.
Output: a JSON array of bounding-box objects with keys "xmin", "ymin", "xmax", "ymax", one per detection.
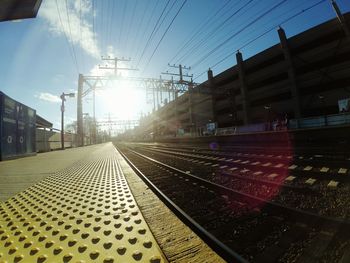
[
  {"xmin": 116, "ymin": 146, "xmax": 249, "ymax": 263},
  {"xmin": 136, "ymin": 147, "xmax": 331, "ymax": 192},
  {"xmin": 122, "ymin": 146, "xmax": 350, "ymax": 227}
]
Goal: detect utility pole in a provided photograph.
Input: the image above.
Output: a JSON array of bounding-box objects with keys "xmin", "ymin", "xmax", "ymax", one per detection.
[
  {"xmin": 99, "ymin": 56, "xmax": 138, "ymax": 76},
  {"xmin": 162, "ymin": 64, "xmax": 194, "ymax": 135},
  {"xmin": 77, "ymin": 74, "xmax": 83, "ymax": 147},
  {"xmin": 60, "ymin": 92, "xmax": 75, "ymax": 150},
  {"xmin": 331, "ymin": 0, "xmax": 350, "ymax": 38},
  {"xmin": 108, "ymin": 113, "xmax": 112, "ymax": 139},
  {"xmin": 162, "ymin": 64, "xmax": 192, "ymax": 83}
]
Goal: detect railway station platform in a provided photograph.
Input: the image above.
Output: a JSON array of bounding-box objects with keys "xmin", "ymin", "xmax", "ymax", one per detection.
[{"xmin": 0, "ymin": 143, "xmax": 223, "ymax": 263}]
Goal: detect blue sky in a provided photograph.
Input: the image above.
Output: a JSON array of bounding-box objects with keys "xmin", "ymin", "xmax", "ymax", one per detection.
[{"xmin": 0, "ymin": 0, "xmax": 349, "ymax": 130}]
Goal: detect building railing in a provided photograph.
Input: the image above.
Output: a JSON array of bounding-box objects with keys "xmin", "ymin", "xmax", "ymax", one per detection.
[
  {"xmin": 211, "ymin": 113, "xmax": 350, "ymax": 136},
  {"xmin": 289, "ymin": 113, "xmax": 350, "ymax": 129}
]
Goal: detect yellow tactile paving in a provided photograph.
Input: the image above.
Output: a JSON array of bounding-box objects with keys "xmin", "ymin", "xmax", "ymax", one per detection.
[
  {"xmin": 320, "ymin": 167, "xmax": 329, "ymax": 173},
  {"xmin": 327, "ymin": 180, "xmax": 339, "ymax": 188},
  {"xmin": 303, "ymin": 166, "xmax": 313, "ymax": 171},
  {"xmin": 0, "ymin": 143, "xmax": 166, "ymax": 263},
  {"xmin": 268, "ymin": 173, "xmax": 278, "ymax": 179},
  {"xmin": 288, "ymin": 164, "xmax": 298, "ymax": 170},
  {"xmin": 285, "ymin": 176, "xmax": 296, "ymax": 181},
  {"xmin": 338, "ymin": 168, "xmax": 348, "ymax": 174},
  {"xmin": 305, "ymin": 178, "xmax": 317, "ymax": 185}
]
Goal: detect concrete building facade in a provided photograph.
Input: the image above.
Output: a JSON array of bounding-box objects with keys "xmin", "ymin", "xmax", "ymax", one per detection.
[{"xmin": 138, "ymin": 12, "xmax": 350, "ymax": 139}]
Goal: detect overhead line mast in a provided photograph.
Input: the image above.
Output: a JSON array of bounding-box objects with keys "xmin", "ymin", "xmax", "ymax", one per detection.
[
  {"xmin": 162, "ymin": 64, "xmax": 193, "ymax": 83},
  {"xmin": 99, "ymin": 56, "xmax": 138, "ymax": 76}
]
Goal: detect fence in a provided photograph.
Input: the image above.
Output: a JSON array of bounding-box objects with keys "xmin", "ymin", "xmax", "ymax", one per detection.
[
  {"xmin": 288, "ymin": 113, "xmax": 350, "ymax": 129},
  {"xmin": 36, "ymin": 128, "xmax": 78, "ymax": 152},
  {"xmin": 211, "ymin": 113, "xmax": 350, "ymax": 137}
]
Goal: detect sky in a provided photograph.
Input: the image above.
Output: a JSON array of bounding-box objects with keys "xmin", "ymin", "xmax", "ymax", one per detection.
[{"xmin": 0, "ymin": 0, "xmax": 350, "ymax": 130}]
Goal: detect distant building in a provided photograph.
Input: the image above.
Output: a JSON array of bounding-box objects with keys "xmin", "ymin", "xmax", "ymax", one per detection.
[{"xmin": 138, "ymin": 12, "xmax": 350, "ymax": 138}]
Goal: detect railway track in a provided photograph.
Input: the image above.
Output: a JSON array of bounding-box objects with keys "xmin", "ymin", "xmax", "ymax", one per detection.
[
  {"xmin": 130, "ymin": 143, "xmax": 350, "ymax": 219},
  {"xmin": 116, "ymin": 143, "xmax": 350, "ymax": 263}
]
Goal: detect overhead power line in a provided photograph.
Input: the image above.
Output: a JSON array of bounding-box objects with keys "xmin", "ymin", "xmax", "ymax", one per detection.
[
  {"xmin": 124, "ymin": 0, "xmax": 139, "ymax": 55},
  {"xmin": 55, "ymin": 0, "xmax": 79, "ymax": 74},
  {"xmin": 142, "ymin": 0, "xmax": 188, "ymax": 73},
  {"xmin": 132, "ymin": 0, "xmax": 161, "ymax": 68},
  {"xmin": 107, "ymin": 0, "xmax": 116, "ymax": 48},
  {"xmin": 191, "ymin": 0, "xmax": 289, "ymax": 69},
  {"xmin": 136, "ymin": 0, "xmax": 172, "ymax": 68},
  {"xmin": 176, "ymin": 0, "xmax": 254, "ymax": 65},
  {"xmin": 129, "ymin": 0, "xmax": 155, "ymax": 63},
  {"xmin": 65, "ymin": 0, "xmax": 80, "ymax": 72},
  {"xmin": 92, "ymin": 0, "xmax": 97, "ymax": 55},
  {"xmin": 193, "ymin": 0, "xmax": 328, "ymax": 81},
  {"xmin": 117, "ymin": 1, "xmax": 128, "ymax": 52},
  {"xmin": 168, "ymin": 0, "xmax": 233, "ymax": 64}
]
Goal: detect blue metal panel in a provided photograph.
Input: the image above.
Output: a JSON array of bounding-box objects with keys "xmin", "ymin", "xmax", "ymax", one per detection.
[
  {"xmin": 26, "ymin": 108, "xmax": 36, "ymax": 153},
  {"xmin": 0, "ymin": 92, "xmax": 37, "ymax": 160},
  {"xmin": 16, "ymin": 103, "xmax": 26, "ymax": 155},
  {"xmin": 0, "ymin": 93, "xmax": 17, "ymax": 160}
]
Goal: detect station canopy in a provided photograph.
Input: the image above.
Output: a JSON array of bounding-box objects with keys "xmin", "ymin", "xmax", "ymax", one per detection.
[{"xmin": 0, "ymin": 0, "xmax": 42, "ymax": 22}]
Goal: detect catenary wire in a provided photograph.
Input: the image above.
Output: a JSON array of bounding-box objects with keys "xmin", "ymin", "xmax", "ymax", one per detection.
[
  {"xmin": 168, "ymin": 0, "xmax": 233, "ymax": 65},
  {"xmin": 142, "ymin": 0, "xmax": 188, "ymax": 74},
  {"xmin": 175, "ymin": 0, "xmax": 256, "ymax": 65},
  {"xmin": 55, "ymin": 0, "xmax": 79, "ymax": 74},
  {"xmin": 136, "ymin": 0, "xmax": 172, "ymax": 68},
  {"xmin": 65, "ymin": 0, "xmax": 80, "ymax": 72},
  {"xmin": 193, "ymin": 0, "xmax": 328, "ymax": 81},
  {"xmin": 191, "ymin": 0, "xmax": 289, "ymax": 70}
]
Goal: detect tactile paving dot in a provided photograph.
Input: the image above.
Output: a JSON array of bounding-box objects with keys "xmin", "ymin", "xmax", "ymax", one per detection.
[{"xmin": 0, "ymin": 144, "xmax": 167, "ymax": 262}]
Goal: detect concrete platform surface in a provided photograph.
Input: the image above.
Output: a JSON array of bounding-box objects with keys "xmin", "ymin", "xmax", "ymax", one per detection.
[
  {"xmin": 0, "ymin": 143, "xmax": 224, "ymax": 263},
  {"xmin": 0, "ymin": 143, "xmax": 167, "ymax": 263},
  {"xmin": 0, "ymin": 145, "xmax": 101, "ymax": 202}
]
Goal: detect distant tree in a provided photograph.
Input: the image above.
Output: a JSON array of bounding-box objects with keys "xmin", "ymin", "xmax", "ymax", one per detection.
[{"xmin": 65, "ymin": 121, "xmax": 77, "ymax": 134}]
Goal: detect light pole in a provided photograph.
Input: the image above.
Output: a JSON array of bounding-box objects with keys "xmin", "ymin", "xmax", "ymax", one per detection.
[
  {"xmin": 264, "ymin": 105, "xmax": 271, "ymax": 131},
  {"xmin": 60, "ymin": 92, "xmax": 75, "ymax": 150}
]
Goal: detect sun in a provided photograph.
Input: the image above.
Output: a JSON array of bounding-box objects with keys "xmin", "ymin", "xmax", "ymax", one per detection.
[{"xmin": 98, "ymin": 80, "xmax": 146, "ymax": 120}]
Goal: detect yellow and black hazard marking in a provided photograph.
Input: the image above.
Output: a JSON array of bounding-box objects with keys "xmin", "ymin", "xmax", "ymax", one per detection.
[{"xmin": 0, "ymin": 144, "xmax": 166, "ymax": 263}]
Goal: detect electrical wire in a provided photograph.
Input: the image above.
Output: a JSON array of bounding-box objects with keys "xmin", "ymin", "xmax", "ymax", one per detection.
[
  {"xmin": 65, "ymin": 0, "xmax": 80, "ymax": 72},
  {"xmin": 153, "ymin": 0, "xmax": 179, "ymax": 36},
  {"xmin": 79, "ymin": 0, "xmax": 86, "ymax": 72},
  {"xmin": 129, "ymin": 0, "xmax": 154, "ymax": 65},
  {"xmin": 55, "ymin": 0, "xmax": 79, "ymax": 74},
  {"xmin": 176, "ymin": 0, "xmax": 254, "ymax": 65},
  {"xmin": 117, "ymin": 1, "xmax": 128, "ymax": 52},
  {"xmin": 107, "ymin": 0, "xmax": 116, "ymax": 49},
  {"xmin": 92, "ymin": 0, "xmax": 96, "ymax": 55},
  {"xmin": 191, "ymin": 0, "xmax": 288, "ymax": 70},
  {"xmin": 142, "ymin": 0, "xmax": 188, "ymax": 73},
  {"xmin": 124, "ymin": 0, "xmax": 139, "ymax": 56},
  {"xmin": 193, "ymin": 0, "xmax": 328, "ymax": 81},
  {"xmin": 133, "ymin": 0, "xmax": 162, "ymax": 71},
  {"xmin": 136, "ymin": 0, "xmax": 171, "ymax": 68},
  {"xmin": 168, "ymin": 0, "xmax": 233, "ymax": 65}
]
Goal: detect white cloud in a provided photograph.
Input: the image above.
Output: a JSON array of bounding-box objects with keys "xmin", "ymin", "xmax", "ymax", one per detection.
[
  {"xmin": 36, "ymin": 92, "xmax": 61, "ymax": 103},
  {"xmin": 39, "ymin": 0, "xmax": 100, "ymax": 58}
]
